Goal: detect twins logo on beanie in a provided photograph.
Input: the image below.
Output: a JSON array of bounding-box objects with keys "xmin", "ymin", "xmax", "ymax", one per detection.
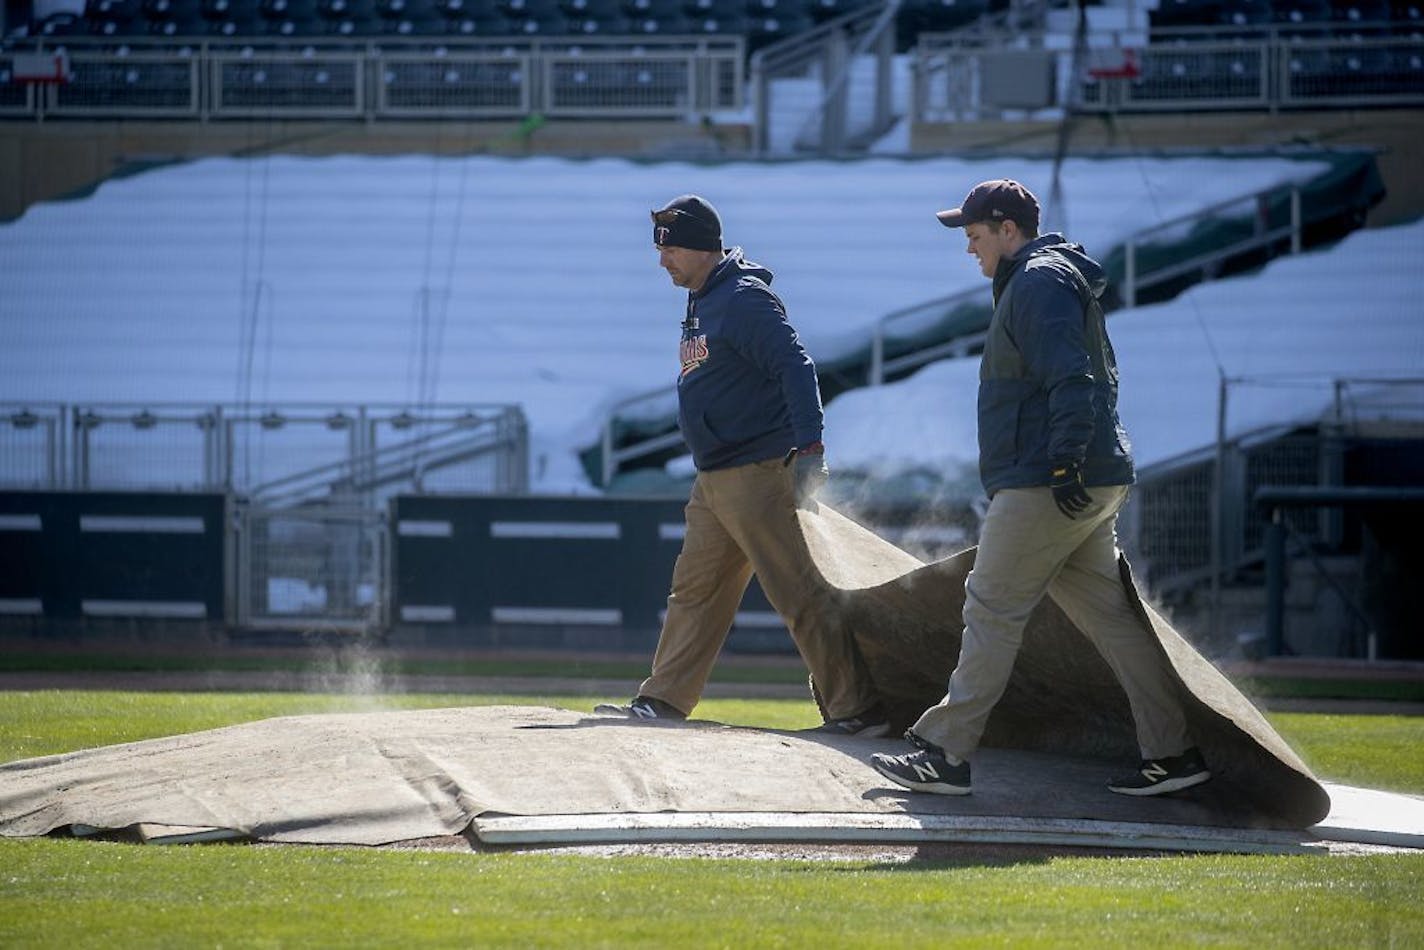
[{"xmin": 651, "ymin": 194, "xmax": 723, "ymax": 252}]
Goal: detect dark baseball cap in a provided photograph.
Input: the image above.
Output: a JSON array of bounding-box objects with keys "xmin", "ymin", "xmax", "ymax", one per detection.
[
  {"xmin": 936, "ymin": 179, "xmax": 1041, "ymax": 232},
  {"xmin": 651, "ymin": 194, "xmax": 723, "ymax": 251}
]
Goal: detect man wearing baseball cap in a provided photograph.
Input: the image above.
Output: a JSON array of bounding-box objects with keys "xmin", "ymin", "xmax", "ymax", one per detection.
[
  {"xmin": 596, "ymin": 193, "xmax": 890, "ymax": 737},
  {"xmin": 870, "ymin": 179, "xmax": 1211, "ymax": 797}
]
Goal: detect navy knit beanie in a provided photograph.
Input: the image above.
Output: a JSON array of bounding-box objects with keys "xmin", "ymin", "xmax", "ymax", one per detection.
[{"xmin": 651, "ymin": 194, "xmax": 723, "ymax": 251}]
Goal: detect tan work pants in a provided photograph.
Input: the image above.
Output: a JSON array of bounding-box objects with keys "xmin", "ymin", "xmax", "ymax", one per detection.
[
  {"xmin": 639, "ymin": 458, "xmax": 878, "ymax": 720},
  {"xmin": 912, "ymin": 484, "xmax": 1192, "ymax": 762}
]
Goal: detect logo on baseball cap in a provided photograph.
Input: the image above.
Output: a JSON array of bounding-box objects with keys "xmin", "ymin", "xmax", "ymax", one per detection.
[
  {"xmin": 652, "ymin": 194, "xmax": 723, "ymax": 252},
  {"xmin": 936, "ymin": 179, "xmax": 1041, "ymax": 232}
]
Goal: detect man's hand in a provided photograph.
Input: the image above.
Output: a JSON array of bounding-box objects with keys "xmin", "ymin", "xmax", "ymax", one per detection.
[
  {"xmin": 785, "ymin": 441, "xmax": 829, "ymax": 507},
  {"xmin": 1050, "ymin": 460, "xmax": 1092, "ymax": 519}
]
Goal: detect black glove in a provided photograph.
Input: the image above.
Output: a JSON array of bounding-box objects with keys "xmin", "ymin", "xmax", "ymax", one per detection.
[
  {"xmin": 1049, "ymin": 459, "xmax": 1092, "ymax": 519},
  {"xmin": 785, "ymin": 441, "xmax": 829, "ymax": 507}
]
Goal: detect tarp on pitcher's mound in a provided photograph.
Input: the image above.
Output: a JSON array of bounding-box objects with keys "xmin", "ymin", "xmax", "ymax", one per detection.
[
  {"xmin": 799, "ymin": 503, "xmax": 1332, "ymax": 828},
  {"xmin": 0, "ymin": 705, "xmax": 1338, "ymax": 849}
]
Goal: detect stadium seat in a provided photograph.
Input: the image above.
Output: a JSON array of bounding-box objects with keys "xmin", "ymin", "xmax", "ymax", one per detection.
[
  {"xmin": 261, "ymin": 14, "xmax": 326, "ymax": 32},
  {"xmin": 379, "ymin": 13, "xmax": 447, "ymax": 31},
  {"xmin": 744, "ymin": 0, "xmax": 811, "ymax": 15},
  {"xmin": 35, "ymin": 12, "xmax": 87, "ymax": 34},
  {"xmin": 376, "ymin": 0, "xmax": 439, "ymax": 17},
  {"xmin": 203, "ymin": 0, "xmax": 262, "ymax": 20},
  {"xmin": 1272, "ymin": 0, "xmax": 1332, "ymax": 27},
  {"xmin": 1329, "ymin": 0, "xmax": 1391, "ymax": 23},
  {"xmin": 499, "ymin": 0, "xmax": 561, "ymax": 15},
  {"xmin": 561, "ymin": 0, "xmax": 621, "ymax": 15},
  {"xmin": 88, "ymin": 0, "xmax": 144, "ymax": 18},
  {"xmin": 684, "ymin": 11, "xmax": 750, "ymax": 34},
  {"xmin": 148, "ymin": 15, "xmax": 206, "ymax": 32},
  {"xmin": 746, "ymin": 11, "xmax": 814, "ymax": 47},
  {"xmin": 1214, "ymin": 0, "xmax": 1272, "ymax": 36},
  {"xmin": 565, "ymin": 13, "xmax": 635, "ymax": 32},
  {"xmin": 627, "ymin": 13, "xmax": 695, "ymax": 32},
  {"xmin": 897, "ymin": 0, "xmax": 988, "ymax": 50},
  {"xmin": 1148, "ymin": 0, "xmax": 1221, "ymax": 28},
  {"xmin": 208, "ymin": 14, "xmax": 262, "ymax": 32},
  {"xmin": 319, "ymin": 0, "xmax": 378, "ymax": 17},
  {"xmin": 622, "ymin": 0, "xmax": 681, "ymax": 14},
  {"xmin": 91, "ymin": 14, "xmax": 152, "ymax": 33},
  {"xmin": 805, "ymin": 0, "xmax": 874, "ymax": 22}
]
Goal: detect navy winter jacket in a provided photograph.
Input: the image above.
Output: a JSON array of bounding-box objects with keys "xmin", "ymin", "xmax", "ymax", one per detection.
[
  {"xmin": 977, "ymin": 233, "xmax": 1135, "ymax": 496},
  {"xmin": 676, "ymin": 248, "xmax": 823, "ymax": 471}
]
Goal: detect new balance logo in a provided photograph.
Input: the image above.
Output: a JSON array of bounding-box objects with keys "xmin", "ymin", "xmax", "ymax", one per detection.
[
  {"xmin": 1141, "ymin": 762, "xmax": 1169, "ymax": 781},
  {"xmin": 912, "ymin": 762, "xmax": 940, "ymax": 782}
]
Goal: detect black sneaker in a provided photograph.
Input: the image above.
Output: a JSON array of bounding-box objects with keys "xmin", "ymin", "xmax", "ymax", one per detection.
[
  {"xmin": 1108, "ymin": 747, "xmax": 1212, "ymax": 796},
  {"xmin": 869, "ymin": 731, "xmax": 971, "ymax": 796},
  {"xmin": 811, "ymin": 704, "xmax": 892, "ymax": 738},
  {"xmin": 592, "ymin": 695, "xmax": 686, "ymax": 721}
]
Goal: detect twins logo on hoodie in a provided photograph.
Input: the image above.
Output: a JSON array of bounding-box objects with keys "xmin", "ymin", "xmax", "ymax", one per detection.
[{"xmin": 679, "ymin": 313, "xmax": 708, "ymax": 377}]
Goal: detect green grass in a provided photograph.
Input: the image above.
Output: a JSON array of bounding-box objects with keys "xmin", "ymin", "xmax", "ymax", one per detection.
[
  {"xmin": 1, "ymin": 838, "xmax": 1420, "ymax": 949},
  {"xmin": 1, "ymin": 692, "xmax": 1421, "ymax": 948}
]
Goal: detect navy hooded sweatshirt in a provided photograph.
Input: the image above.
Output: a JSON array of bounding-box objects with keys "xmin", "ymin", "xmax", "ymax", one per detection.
[{"xmin": 675, "ymin": 247, "xmax": 823, "ymax": 472}]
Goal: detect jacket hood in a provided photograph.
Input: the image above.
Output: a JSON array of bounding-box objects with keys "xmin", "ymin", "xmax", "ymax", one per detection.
[
  {"xmin": 1025, "ymin": 233, "xmax": 1107, "ymax": 299},
  {"xmin": 697, "ymin": 246, "xmax": 774, "ymax": 295}
]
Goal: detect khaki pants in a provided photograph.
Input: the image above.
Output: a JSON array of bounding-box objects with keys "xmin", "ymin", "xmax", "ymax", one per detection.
[
  {"xmin": 639, "ymin": 458, "xmax": 878, "ymax": 719},
  {"xmin": 912, "ymin": 484, "xmax": 1192, "ymax": 762}
]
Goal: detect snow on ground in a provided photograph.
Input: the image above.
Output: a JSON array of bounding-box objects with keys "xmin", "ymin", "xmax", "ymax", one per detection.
[{"xmin": 2, "ymin": 151, "xmax": 1416, "ymax": 494}]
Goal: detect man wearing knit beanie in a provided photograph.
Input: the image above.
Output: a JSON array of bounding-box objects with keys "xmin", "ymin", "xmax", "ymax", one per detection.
[{"xmin": 595, "ymin": 194, "xmax": 889, "ymax": 737}]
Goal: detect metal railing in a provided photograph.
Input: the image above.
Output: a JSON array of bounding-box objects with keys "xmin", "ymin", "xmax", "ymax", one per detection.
[
  {"xmin": 0, "ymin": 34, "xmax": 743, "ymax": 121},
  {"xmin": 750, "ymin": 0, "xmax": 900, "ymax": 155},
  {"xmin": 914, "ymin": 22, "xmax": 1424, "ymax": 120},
  {"xmin": 0, "ymin": 401, "xmax": 528, "ymax": 500},
  {"xmin": 1121, "ymin": 182, "xmax": 1302, "ymax": 308}
]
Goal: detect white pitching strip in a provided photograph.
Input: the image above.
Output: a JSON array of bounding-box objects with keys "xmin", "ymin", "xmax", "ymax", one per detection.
[
  {"xmin": 658, "ymin": 522, "xmax": 686, "ymax": 541},
  {"xmin": 79, "ymin": 515, "xmax": 205, "ymax": 534},
  {"xmin": 492, "ymin": 607, "xmax": 622, "ymax": 626},
  {"xmin": 0, "ymin": 598, "xmax": 43, "ymax": 614},
  {"xmin": 398, "ymin": 519, "xmax": 453, "ymax": 537},
  {"xmin": 81, "ymin": 599, "xmax": 207, "ymax": 618},
  {"xmin": 400, "ymin": 605, "xmax": 456, "ymax": 622},
  {"xmin": 0, "ymin": 514, "xmax": 42, "ymax": 531},
  {"xmin": 491, "ymin": 521, "xmax": 620, "ymax": 540},
  {"xmin": 471, "ymin": 812, "xmax": 1320, "ymax": 856}
]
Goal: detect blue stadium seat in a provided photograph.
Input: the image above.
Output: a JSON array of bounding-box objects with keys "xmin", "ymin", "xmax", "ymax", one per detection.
[
  {"xmin": 36, "ymin": 12, "xmax": 88, "ymax": 34},
  {"xmin": 897, "ymin": 0, "xmax": 987, "ymax": 50},
  {"xmin": 260, "ymin": 0, "xmax": 318, "ymax": 17},
  {"xmin": 1330, "ymin": 0, "xmax": 1391, "ymax": 24},
  {"xmin": 1272, "ymin": 0, "xmax": 1332, "ymax": 26},
  {"xmin": 203, "ymin": 0, "xmax": 262, "ymax": 20},
  {"xmin": 145, "ymin": 0, "xmax": 203, "ymax": 18},
  {"xmin": 684, "ymin": 11, "xmax": 750, "ymax": 34},
  {"xmin": 565, "ymin": 13, "xmax": 635, "ymax": 32},
  {"xmin": 626, "ymin": 13, "xmax": 695, "ymax": 32},
  {"xmin": 320, "ymin": 14, "xmax": 378, "ymax": 31},
  {"xmin": 148, "ymin": 14, "xmax": 206, "ymax": 32},
  {"xmin": 744, "ymin": 0, "xmax": 811, "ymax": 15},
  {"xmin": 746, "ymin": 11, "xmax": 813, "ymax": 47},
  {"xmin": 261, "ymin": 14, "xmax": 326, "ymax": 32},
  {"xmin": 379, "ymin": 13, "xmax": 447, "ymax": 31},
  {"xmin": 88, "ymin": 0, "xmax": 144, "ymax": 18},
  {"xmin": 1149, "ymin": 0, "xmax": 1221, "ymax": 28},
  {"xmin": 91, "ymin": 14, "xmax": 152, "ymax": 33},
  {"xmin": 622, "ymin": 0, "xmax": 681, "ymax": 14},
  {"xmin": 319, "ymin": 0, "xmax": 378, "ymax": 18},
  {"xmin": 376, "ymin": 0, "xmax": 438, "ymax": 17},
  {"xmin": 561, "ymin": 0, "xmax": 621, "ymax": 15},
  {"xmin": 207, "ymin": 14, "xmax": 262, "ymax": 31},
  {"xmin": 806, "ymin": 0, "xmax": 874, "ymax": 21},
  {"xmin": 499, "ymin": 0, "xmax": 561, "ymax": 15}
]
